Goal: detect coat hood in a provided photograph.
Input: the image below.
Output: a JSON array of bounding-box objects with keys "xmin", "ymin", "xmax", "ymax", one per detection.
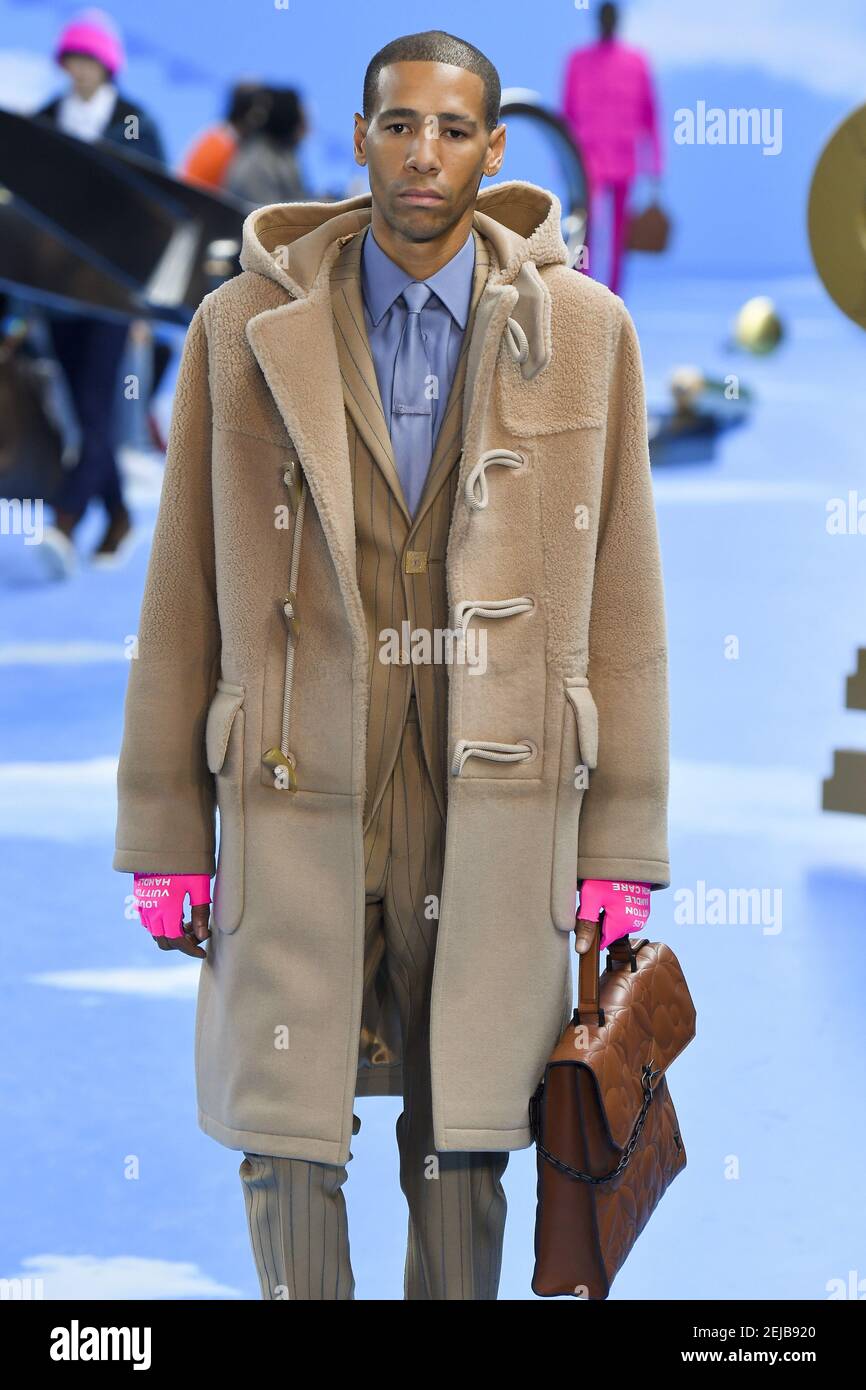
[{"xmin": 238, "ymin": 178, "xmax": 571, "ymax": 379}]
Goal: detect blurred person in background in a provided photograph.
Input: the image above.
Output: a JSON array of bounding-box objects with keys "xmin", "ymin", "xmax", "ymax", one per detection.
[
  {"xmin": 224, "ymin": 85, "xmax": 310, "ymax": 207},
  {"xmin": 33, "ymin": 7, "xmax": 166, "ymax": 576},
  {"xmin": 561, "ymin": 1, "xmax": 662, "ymax": 294},
  {"xmin": 180, "ymin": 81, "xmax": 269, "ymax": 193},
  {"xmin": 36, "ymin": 6, "xmax": 164, "ymax": 160}
]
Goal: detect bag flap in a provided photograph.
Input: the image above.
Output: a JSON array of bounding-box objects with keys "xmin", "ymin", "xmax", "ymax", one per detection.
[
  {"xmin": 205, "ymin": 682, "xmax": 245, "ymax": 774},
  {"xmin": 547, "ymin": 940, "xmax": 696, "ymax": 1149}
]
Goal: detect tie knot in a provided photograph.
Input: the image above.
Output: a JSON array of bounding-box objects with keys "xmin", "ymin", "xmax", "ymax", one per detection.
[{"xmin": 401, "ymin": 282, "xmax": 431, "ymax": 315}]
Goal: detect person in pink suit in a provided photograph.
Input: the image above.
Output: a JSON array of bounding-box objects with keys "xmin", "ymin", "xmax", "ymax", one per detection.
[{"xmin": 561, "ymin": 2, "xmax": 662, "ymax": 294}]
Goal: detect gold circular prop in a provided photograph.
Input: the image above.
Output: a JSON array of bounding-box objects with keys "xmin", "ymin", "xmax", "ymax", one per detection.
[{"xmin": 808, "ymin": 102, "xmax": 866, "ymax": 331}]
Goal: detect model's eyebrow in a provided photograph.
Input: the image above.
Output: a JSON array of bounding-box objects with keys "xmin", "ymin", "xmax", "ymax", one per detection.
[{"xmin": 377, "ymin": 107, "xmax": 479, "ymax": 131}]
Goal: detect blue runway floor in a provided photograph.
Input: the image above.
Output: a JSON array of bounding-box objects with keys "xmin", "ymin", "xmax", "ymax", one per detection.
[{"xmin": 1, "ymin": 265, "xmax": 864, "ymax": 1300}]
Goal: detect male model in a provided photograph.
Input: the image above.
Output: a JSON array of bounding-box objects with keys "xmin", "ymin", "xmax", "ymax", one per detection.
[{"xmin": 114, "ymin": 29, "xmax": 670, "ymax": 1300}]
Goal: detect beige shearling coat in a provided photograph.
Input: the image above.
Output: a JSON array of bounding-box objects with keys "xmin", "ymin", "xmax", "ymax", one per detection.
[{"xmin": 113, "ymin": 179, "xmax": 671, "ymax": 1165}]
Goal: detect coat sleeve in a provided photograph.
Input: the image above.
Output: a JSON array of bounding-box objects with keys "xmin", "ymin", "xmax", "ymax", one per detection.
[
  {"xmin": 576, "ymin": 296, "xmax": 671, "ymax": 890},
  {"xmin": 113, "ymin": 302, "xmax": 221, "ymax": 875}
]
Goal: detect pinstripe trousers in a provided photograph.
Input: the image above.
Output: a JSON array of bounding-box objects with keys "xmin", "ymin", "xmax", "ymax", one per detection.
[{"xmin": 238, "ymin": 693, "xmax": 510, "ymax": 1299}]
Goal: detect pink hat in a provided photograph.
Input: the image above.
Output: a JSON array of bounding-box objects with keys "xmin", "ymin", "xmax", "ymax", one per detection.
[{"xmin": 55, "ymin": 8, "xmax": 125, "ymax": 77}]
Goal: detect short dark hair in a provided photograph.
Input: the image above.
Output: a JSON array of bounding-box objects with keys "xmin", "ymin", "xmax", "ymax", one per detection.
[
  {"xmin": 226, "ymin": 82, "xmax": 264, "ymax": 129},
  {"xmin": 258, "ymin": 87, "xmax": 305, "ymax": 144},
  {"xmin": 363, "ymin": 30, "xmax": 501, "ymax": 134}
]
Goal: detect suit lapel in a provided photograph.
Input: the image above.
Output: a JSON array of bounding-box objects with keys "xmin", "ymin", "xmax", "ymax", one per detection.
[{"xmin": 330, "ymin": 228, "xmax": 413, "ymax": 529}]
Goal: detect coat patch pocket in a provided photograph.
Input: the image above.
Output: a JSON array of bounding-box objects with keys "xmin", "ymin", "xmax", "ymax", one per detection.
[
  {"xmin": 205, "ymin": 680, "xmax": 245, "ymax": 933},
  {"xmin": 550, "ymin": 676, "xmax": 599, "ymax": 932}
]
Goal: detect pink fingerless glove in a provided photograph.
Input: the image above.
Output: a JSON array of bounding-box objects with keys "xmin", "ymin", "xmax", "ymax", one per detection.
[
  {"xmin": 133, "ymin": 873, "xmax": 212, "ymax": 939},
  {"xmin": 577, "ymin": 879, "xmax": 652, "ymax": 950}
]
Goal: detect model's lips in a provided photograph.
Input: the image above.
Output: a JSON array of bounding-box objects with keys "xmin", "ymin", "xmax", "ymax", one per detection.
[{"xmin": 398, "ymin": 189, "xmax": 445, "ymax": 204}]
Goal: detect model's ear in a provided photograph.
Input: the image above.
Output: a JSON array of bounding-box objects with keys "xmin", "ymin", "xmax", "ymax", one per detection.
[
  {"xmin": 484, "ymin": 123, "xmax": 507, "ymax": 178},
  {"xmin": 352, "ymin": 114, "xmax": 367, "ymax": 164}
]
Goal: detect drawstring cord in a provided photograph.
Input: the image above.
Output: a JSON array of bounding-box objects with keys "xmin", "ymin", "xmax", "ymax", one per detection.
[
  {"xmin": 263, "ymin": 464, "xmax": 307, "ymax": 791},
  {"xmin": 279, "ymin": 474, "xmax": 307, "ymax": 758}
]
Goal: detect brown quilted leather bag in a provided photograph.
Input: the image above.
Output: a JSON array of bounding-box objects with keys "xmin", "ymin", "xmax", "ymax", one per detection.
[{"xmin": 529, "ymin": 918, "xmax": 696, "ymax": 1299}]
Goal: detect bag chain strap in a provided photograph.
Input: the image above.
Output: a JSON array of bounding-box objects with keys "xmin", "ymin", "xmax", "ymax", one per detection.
[{"xmin": 529, "ymin": 1060, "xmax": 663, "ymax": 1185}]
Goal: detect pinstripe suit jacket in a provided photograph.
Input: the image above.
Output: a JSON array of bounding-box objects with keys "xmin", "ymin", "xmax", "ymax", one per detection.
[{"xmin": 330, "ymin": 225, "xmax": 494, "ymax": 829}]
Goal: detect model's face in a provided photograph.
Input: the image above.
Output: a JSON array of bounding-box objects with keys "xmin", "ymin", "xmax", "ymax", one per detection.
[
  {"xmin": 62, "ymin": 54, "xmax": 108, "ymax": 99},
  {"xmin": 354, "ymin": 60, "xmax": 505, "ymax": 244}
]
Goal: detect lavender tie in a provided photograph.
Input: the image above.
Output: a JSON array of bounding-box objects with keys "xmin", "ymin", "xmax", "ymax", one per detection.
[{"xmin": 391, "ymin": 282, "xmax": 434, "ymax": 516}]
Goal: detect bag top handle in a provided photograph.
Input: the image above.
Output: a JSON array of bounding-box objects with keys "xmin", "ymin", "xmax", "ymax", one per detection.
[{"xmin": 574, "ymin": 914, "xmax": 650, "ymax": 1026}]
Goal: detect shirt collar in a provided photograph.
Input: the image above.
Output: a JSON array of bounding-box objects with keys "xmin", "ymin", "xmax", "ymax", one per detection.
[{"xmin": 361, "ymin": 224, "xmax": 476, "ymax": 329}]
